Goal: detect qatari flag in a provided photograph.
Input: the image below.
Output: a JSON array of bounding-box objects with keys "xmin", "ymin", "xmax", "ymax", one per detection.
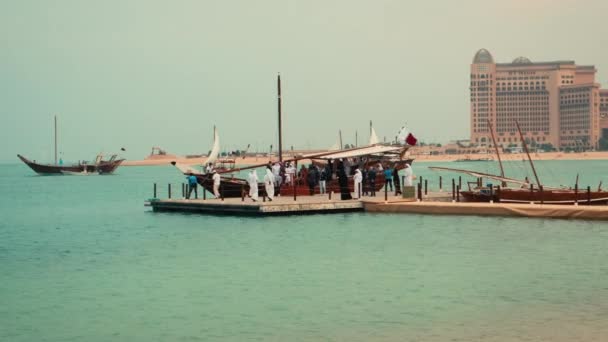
[{"xmin": 405, "ymin": 133, "xmax": 417, "ymax": 146}]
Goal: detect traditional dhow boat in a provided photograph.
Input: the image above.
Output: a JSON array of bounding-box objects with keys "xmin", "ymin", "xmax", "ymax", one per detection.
[
  {"xmin": 18, "ymin": 153, "xmax": 124, "ymax": 175},
  {"xmin": 18, "ymin": 115, "xmax": 124, "ymax": 175},
  {"xmin": 172, "ymin": 144, "xmax": 407, "ymax": 198},
  {"xmin": 430, "ymin": 120, "xmax": 608, "ymax": 205}
]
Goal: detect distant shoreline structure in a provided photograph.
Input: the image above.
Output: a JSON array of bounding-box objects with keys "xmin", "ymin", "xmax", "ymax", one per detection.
[{"xmin": 122, "ymin": 150, "xmax": 608, "ymax": 166}]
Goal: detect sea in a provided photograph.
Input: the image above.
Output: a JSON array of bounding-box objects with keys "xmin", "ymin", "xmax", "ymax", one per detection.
[{"xmin": 1, "ymin": 160, "xmax": 607, "ymax": 341}]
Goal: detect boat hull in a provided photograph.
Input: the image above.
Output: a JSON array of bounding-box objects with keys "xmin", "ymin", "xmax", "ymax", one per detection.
[
  {"xmin": 196, "ymin": 174, "xmax": 389, "ymax": 198},
  {"xmin": 18, "ymin": 154, "xmax": 124, "ymax": 175},
  {"xmin": 461, "ymin": 188, "xmax": 608, "ymax": 205}
]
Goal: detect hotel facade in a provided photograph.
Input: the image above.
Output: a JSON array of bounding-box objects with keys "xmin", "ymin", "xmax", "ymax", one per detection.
[{"xmin": 470, "ymin": 49, "xmax": 608, "ymax": 150}]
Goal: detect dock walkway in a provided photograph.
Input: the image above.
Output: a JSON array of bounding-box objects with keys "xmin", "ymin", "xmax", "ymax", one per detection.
[
  {"xmin": 147, "ymin": 196, "xmax": 364, "ymax": 216},
  {"xmin": 146, "ymin": 191, "xmax": 608, "ymax": 220}
]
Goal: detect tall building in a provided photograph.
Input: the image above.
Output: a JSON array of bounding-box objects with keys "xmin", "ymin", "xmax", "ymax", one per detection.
[
  {"xmin": 601, "ymin": 89, "xmax": 608, "ymax": 140},
  {"xmin": 470, "ymin": 49, "xmax": 605, "ymax": 150}
]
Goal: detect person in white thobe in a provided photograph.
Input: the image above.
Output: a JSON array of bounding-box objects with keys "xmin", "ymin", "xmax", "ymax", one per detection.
[
  {"xmin": 272, "ymin": 163, "xmax": 282, "ymax": 187},
  {"xmin": 353, "ymin": 167, "xmax": 363, "ymax": 199},
  {"xmin": 212, "ymin": 171, "xmax": 221, "ymax": 197},
  {"xmin": 403, "ymin": 163, "xmax": 413, "ymax": 186},
  {"xmin": 248, "ymin": 170, "xmax": 259, "ymax": 201},
  {"xmin": 264, "ymin": 167, "xmax": 275, "ymax": 201}
]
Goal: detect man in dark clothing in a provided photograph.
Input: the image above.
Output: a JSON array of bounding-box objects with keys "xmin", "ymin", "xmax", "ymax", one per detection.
[
  {"xmin": 307, "ymin": 164, "xmax": 317, "ymax": 195},
  {"xmin": 186, "ymin": 173, "xmax": 198, "ymax": 199},
  {"xmin": 337, "ymin": 160, "xmax": 352, "ymax": 200},
  {"xmin": 393, "ymin": 166, "xmax": 402, "ymax": 195},
  {"xmin": 368, "ymin": 166, "xmax": 377, "ymax": 197},
  {"xmin": 361, "ymin": 167, "xmax": 368, "ymax": 196}
]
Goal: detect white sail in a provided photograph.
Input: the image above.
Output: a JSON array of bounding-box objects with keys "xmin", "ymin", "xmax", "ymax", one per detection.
[
  {"xmin": 204, "ymin": 127, "xmax": 220, "ymax": 166},
  {"xmin": 369, "ymin": 127, "xmax": 379, "ymax": 145}
]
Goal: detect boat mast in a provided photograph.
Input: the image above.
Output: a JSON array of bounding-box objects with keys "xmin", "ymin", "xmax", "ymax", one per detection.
[
  {"xmin": 355, "ymin": 130, "xmax": 358, "ymax": 147},
  {"xmin": 515, "ymin": 120, "xmax": 541, "ymax": 187},
  {"xmin": 339, "ymin": 130, "xmax": 343, "ymax": 150},
  {"xmin": 277, "ymin": 74, "xmax": 283, "ymax": 162},
  {"xmin": 487, "ymin": 119, "xmax": 506, "ymax": 184},
  {"xmin": 54, "ymin": 115, "xmax": 58, "ymax": 165}
]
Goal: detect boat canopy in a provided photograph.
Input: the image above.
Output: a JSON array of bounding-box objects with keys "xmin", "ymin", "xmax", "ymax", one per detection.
[{"xmin": 305, "ymin": 144, "xmax": 407, "ymax": 160}]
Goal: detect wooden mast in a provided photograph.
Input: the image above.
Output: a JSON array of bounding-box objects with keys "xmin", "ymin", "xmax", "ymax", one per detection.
[
  {"xmin": 515, "ymin": 120, "xmax": 541, "ymax": 187},
  {"xmin": 277, "ymin": 74, "xmax": 283, "ymax": 162},
  {"xmin": 339, "ymin": 130, "xmax": 343, "ymax": 150},
  {"xmin": 54, "ymin": 115, "xmax": 58, "ymax": 165},
  {"xmin": 487, "ymin": 119, "xmax": 506, "ymax": 186}
]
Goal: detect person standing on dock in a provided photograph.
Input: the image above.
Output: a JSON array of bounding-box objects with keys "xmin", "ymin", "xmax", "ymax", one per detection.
[
  {"xmin": 205, "ymin": 162, "xmax": 214, "ymax": 174},
  {"xmin": 319, "ymin": 165, "xmax": 328, "ymax": 194},
  {"xmin": 403, "ymin": 163, "xmax": 414, "ymax": 187},
  {"xmin": 212, "ymin": 170, "xmax": 221, "ymax": 198},
  {"xmin": 186, "ymin": 173, "xmax": 198, "ymax": 199},
  {"xmin": 393, "ymin": 166, "xmax": 402, "ymax": 196},
  {"xmin": 264, "ymin": 166, "xmax": 275, "ymax": 201},
  {"xmin": 353, "ymin": 166, "xmax": 363, "ymax": 199},
  {"xmin": 337, "ymin": 160, "xmax": 352, "ymax": 200},
  {"xmin": 306, "ymin": 164, "xmax": 317, "ymax": 195},
  {"xmin": 384, "ymin": 166, "xmax": 393, "ymax": 192},
  {"xmin": 368, "ymin": 166, "xmax": 377, "ymax": 196},
  {"xmin": 248, "ymin": 170, "xmax": 259, "ymax": 202}
]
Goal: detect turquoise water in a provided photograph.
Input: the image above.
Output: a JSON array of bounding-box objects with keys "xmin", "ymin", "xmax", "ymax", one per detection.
[{"xmin": 1, "ymin": 161, "xmax": 607, "ymax": 341}]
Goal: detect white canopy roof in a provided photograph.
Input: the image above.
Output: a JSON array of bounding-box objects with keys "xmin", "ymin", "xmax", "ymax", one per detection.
[{"xmin": 304, "ymin": 144, "xmax": 406, "ymax": 160}]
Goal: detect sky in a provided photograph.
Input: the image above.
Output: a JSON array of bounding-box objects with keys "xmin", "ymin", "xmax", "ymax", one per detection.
[{"xmin": 1, "ymin": 0, "xmax": 607, "ymax": 162}]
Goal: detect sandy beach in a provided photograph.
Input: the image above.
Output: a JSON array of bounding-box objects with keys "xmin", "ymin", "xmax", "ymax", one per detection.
[{"xmin": 122, "ymin": 151, "xmax": 608, "ymax": 166}]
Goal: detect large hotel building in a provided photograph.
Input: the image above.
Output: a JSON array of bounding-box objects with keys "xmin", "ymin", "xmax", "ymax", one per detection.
[{"xmin": 470, "ymin": 49, "xmax": 608, "ymax": 150}]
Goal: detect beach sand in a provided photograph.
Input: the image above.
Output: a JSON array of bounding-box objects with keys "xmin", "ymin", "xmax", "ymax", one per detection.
[{"xmin": 122, "ymin": 151, "xmax": 608, "ymax": 166}]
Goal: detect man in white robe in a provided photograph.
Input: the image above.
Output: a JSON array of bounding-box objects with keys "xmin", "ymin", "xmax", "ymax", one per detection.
[
  {"xmin": 248, "ymin": 170, "xmax": 259, "ymax": 202},
  {"xmin": 272, "ymin": 162, "xmax": 282, "ymax": 188},
  {"xmin": 403, "ymin": 163, "xmax": 414, "ymax": 186},
  {"xmin": 212, "ymin": 170, "xmax": 221, "ymax": 198},
  {"xmin": 264, "ymin": 167, "xmax": 275, "ymax": 201},
  {"xmin": 353, "ymin": 167, "xmax": 363, "ymax": 199}
]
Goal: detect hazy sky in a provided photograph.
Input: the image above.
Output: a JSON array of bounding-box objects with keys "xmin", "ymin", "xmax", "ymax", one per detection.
[{"xmin": 1, "ymin": 0, "xmax": 607, "ymax": 162}]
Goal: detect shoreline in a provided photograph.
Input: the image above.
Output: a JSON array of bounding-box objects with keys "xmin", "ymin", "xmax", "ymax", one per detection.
[{"xmin": 122, "ymin": 151, "xmax": 608, "ymax": 166}]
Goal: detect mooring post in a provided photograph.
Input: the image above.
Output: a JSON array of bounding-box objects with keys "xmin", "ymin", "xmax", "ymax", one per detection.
[
  {"xmin": 530, "ymin": 184, "xmax": 534, "ymax": 204},
  {"xmin": 459, "ymin": 176, "xmax": 462, "ymax": 188},
  {"xmin": 221, "ymin": 185, "xmax": 224, "ymax": 201},
  {"xmin": 439, "ymin": 176, "xmax": 442, "ymax": 192},
  {"xmin": 181, "ymin": 183, "xmax": 185, "ymax": 198},
  {"xmin": 384, "ymin": 179, "xmax": 388, "ymax": 202},
  {"xmin": 168, "ymin": 183, "xmax": 172, "ymax": 199},
  {"xmin": 424, "ymin": 179, "xmax": 428, "ymax": 196},
  {"xmin": 539, "ymin": 185, "xmax": 543, "ymax": 204},
  {"xmin": 452, "ymin": 179, "xmax": 455, "ymax": 202},
  {"xmin": 496, "ymin": 185, "xmax": 501, "ymax": 203},
  {"xmin": 241, "ymin": 185, "xmax": 245, "ymax": 202},
  {"xmin": 329, "ymin": 190, "xmax": 332, "ymax": 200},
  {"xmin": 153, "ymin": 183, "xmax": 157, "ymax": 198},
  {"xmin": 358, "ymin": 183, "xmax": 361, "ymax": 199},
  {"xmin": 456, "ymin": 185, "xmax": 460, "ymax": 202},
  {"xmin": 263, "ymin": 193, "xmax": 266, "ymax": 202},
  {"xmin": 417, "ymin": 182, "xmax": 422, "ymax": 201},
  {"xmin": 489, "ymin": 185, "xmax": 493, "ymax": 203},
  {"xmin": 203, "ymin": 185, "xmax": 206, "ymax": 200},
  {"xmin": 587, "ymin": 186, "xmax": 591, "ymax": 204},
  {"xmin": 294, "ymin": 161, "xmax": 298, "ymax": 201},
  {"xmin": 574, "ymin": 184, "xmax": 578, "ymax": 205}
]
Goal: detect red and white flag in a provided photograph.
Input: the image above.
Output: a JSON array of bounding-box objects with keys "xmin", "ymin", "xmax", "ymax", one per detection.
[{"xmin": 397, "ymin": 126, "xmax": 418, "ymax": 146}]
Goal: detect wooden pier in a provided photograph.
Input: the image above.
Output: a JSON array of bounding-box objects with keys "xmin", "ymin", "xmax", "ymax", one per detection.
[{"xmin": 146, "ymin": 196, "xmax": 364, "ymax": 216}]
